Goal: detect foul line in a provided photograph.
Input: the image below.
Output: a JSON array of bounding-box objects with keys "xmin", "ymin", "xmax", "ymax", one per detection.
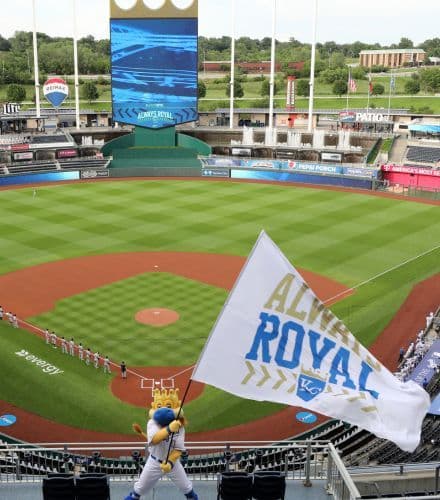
[{"xmin": 322, "ymin": 242, "xmax": 440, "ymax": 305}]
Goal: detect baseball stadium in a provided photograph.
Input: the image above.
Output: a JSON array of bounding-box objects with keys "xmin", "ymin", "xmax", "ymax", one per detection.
[{"xmin": 0, "ymin": 1, "xmax": 440, "ymax": 499}]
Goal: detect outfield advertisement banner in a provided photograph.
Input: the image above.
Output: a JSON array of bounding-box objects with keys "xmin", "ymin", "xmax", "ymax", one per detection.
[
  {"xmin": 110, "ymin": 18, "xmax": 198, "ymax": 129},
  {"xmin": 382, "ymin": 164, "xmax": 440, "ymax": 177},
  {"xmin": 192, "ymin": 231, "xmax": 430, "ymax": 452},
  {"xmin": 0, "ymin": 171, "xmax": 80, "ymax": 186},
  {"xmin": 203, "ymin": 159, "xmax": 378, "ymax": 179}
]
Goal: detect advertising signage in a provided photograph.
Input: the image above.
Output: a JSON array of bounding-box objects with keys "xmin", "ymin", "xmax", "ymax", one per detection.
[
  {"xmin": 110, "ymin": 18, "xmax": 198, "ymax": 129},
  {"xmin": 382, "ymin": 164, "xmax": 440, "ymax": 177}
]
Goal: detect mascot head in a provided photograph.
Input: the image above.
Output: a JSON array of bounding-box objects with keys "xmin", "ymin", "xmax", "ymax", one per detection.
[{"xmin": 148, "ymin": 388, "xmax": 186, "ymax": 424}]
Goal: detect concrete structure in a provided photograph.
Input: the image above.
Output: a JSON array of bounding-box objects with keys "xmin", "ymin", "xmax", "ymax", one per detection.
[{"xmin": 359, "ymin": 49, "xmax": 426, "ymax": 68}]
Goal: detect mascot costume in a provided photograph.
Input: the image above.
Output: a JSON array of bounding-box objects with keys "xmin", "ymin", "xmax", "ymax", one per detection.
[{"xmin": 124, "ymin": 388, "xmax": 198, "ymax": 500}]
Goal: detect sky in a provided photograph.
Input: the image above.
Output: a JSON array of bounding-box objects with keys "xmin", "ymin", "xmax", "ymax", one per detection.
[{"xmin": 0, "ymin": 0, "xmax": 439, "ymax": 45}]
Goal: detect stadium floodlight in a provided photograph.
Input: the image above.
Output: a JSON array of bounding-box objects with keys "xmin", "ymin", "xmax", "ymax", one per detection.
[
  {"xmin": 268, "ymin": 0, "xmax": 277, "ymax": 142},
  {"xmin": 143, "ymin": 0, "xmax": 166, "ymax": 8},
  {"xmin": 229, "ymin": 0, "xmax": 235, "ymax": 129},
  {"xmin": 32, "ymin": 0, "xmax": 41, "ymax": 119},
  {"xmin": 115, "ymin": 0, "xmax": 137, "ymax": 9},
  {"xmin": 171, "ymin": 0, "xmax": 195, "ymax": 8},
  {"xmin": 72, "ymin": 0, "xmax": 80, "ymax": 130},
  {"xmin": 307, "ymin": 0, "xmax": 319, "ymax": 132}
]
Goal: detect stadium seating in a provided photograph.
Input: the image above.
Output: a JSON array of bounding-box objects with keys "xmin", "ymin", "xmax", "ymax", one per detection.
[
  {"xmin": 252, "ymin": 471, "xmax": 286, "ymax": 499},
  {"xmin": 217, "ymin": 472, "xmax": 254, "ymax": 500},
  {"xmin": 42, "ymin": 476, "xmax": 76, "ymax": 500},
  {"xmin": 406, "ymin": 146, "xmax": 440, "ymax": 164}
]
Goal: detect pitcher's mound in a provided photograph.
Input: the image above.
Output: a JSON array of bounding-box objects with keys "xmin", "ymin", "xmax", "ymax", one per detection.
[{"xmin": 135, "ymin": 308, "xmax": 179, "ymax": 327}]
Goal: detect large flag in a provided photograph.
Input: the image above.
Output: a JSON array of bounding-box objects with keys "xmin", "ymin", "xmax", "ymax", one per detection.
[{"xmin": 192, "ymin": 231, "xmax": 430, "ymax": 452}]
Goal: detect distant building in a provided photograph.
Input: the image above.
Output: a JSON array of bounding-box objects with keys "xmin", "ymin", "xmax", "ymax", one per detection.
[{"xmin": 359, "ymin": 49, "xmax": 426, "ymax": 68}]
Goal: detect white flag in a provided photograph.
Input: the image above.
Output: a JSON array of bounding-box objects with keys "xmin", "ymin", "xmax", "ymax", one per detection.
[{"xmin": 192, "ymin": 231, "xmax": 430, "ymax": 452}]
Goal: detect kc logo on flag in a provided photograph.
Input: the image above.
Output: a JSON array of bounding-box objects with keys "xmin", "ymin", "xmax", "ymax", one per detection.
[{"xmin": 192, "ymin": 231, "xmax": 430, "ymax": 452}]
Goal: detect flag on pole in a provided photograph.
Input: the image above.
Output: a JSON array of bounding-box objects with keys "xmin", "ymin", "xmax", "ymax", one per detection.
[
  {"xmin": 348, "ymin": 71, "xmax": 357, "ymax": 93},
  {"xmin": 390, "ymin": 74, "xmax": 396, "ymax": 93},
  {"xmin": 192, "ymin": 231, "xmax": 430, "ymax": 452},
  {"xmin": 368, "ymin": 73, "xmax": 373, "ymax": 95}
]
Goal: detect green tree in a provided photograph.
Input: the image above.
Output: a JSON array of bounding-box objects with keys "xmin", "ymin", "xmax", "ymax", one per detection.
[
  {"xmin": 404, "ymin": 79, "xmax": 420, "ymax": 95},
  {"xmin": 198, "ymin": 79, "xmax": 206, "ymax": 98},
  {"xmin": 332, "ymin": 80, "xmax": 347, "ymax": 96},
  {"xmin": 372, "ymin": 83, "xmax": 385, "ymax": 95},
  {"xmin": 0, "ymin": 34, "xmax": 11, "ymax": 51},
  {"xmin": 296, "ymin": 79, "xmax": 309, "ymax": 97},
  {"xmin": 329, "ymin": 51, "xmax": 346, "ymax": 68},
  {"xmin": 419, "ymin": 68, "xmax": 440, "ymax": 93},
  {"xmin": 226, "ymin": 80, "xmax": 244, "ymax": 98},
  {"xmin": 81, "ymin": 81, "xmax": 99, "ymax": 102},
  {"xmin": 6, "ymin": 83, "xmax": 26, "ymax": 102},
  {"xmin": 260, "ymin": 78, "xmax": 279, "ymax": 97},
  {"xmin": 398, "ymin": 37, "xmax": 414, "ymax": 49}
]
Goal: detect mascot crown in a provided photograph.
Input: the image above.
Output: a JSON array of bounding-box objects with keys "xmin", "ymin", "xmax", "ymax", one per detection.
[{"xmin": 151, "ymin": 388, "xmax": 181, "ymax": 410}]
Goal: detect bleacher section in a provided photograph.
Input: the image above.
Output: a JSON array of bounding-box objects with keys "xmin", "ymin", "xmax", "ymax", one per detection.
[{"xmin": 406, "ymin": 147, "xmax": 440, "ymax": 165}]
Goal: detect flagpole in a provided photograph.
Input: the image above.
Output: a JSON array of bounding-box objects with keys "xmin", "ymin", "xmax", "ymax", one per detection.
[
  {"xmin": 345, "ymin": 70, "xmax": 350, "ymax": 112},
  {"xmin": 32, "ymin": 0, "xmax": 41, "ymax": 120},
  {"xmin": 367, "ymin": 73, "xmax": 371, "ymax": 112},
  {"xmin": 387, "ymin": 72, "xmax": 393, "ymax": 120},
  {"xmin": 307, "ymin": 0, "xmax": 318, "ymax": 132},
  {"xmin": 268, "ymin": 0, "xmax": 277, "ymax": 142},
  {"xmin": 73, "ymin": 0, "xmax": 80, "ymax": 130},
  {"xmin": 229, "ymin": 0, "xmax": 235, "ymax": 130}
]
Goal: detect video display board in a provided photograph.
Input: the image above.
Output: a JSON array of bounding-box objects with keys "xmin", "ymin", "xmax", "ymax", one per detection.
[{"xmin": 111, "ymin": 18, "xmax": 198, "ymax": 129}]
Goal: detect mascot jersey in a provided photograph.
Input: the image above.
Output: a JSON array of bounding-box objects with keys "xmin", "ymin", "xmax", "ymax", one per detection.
[{"xmin": 147, "ymin": 419, "xmax": 185, "ymax": 461}]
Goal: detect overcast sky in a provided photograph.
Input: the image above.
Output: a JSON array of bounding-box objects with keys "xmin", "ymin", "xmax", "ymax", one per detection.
[{"xmin": 0, "ymin": 0, "xmax": 439, "ymax": 45}]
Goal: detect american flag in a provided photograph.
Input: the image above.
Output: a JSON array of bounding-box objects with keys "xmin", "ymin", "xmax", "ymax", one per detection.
[{"xmin": 348, "ymin": 72, "xmax": 357, "ymax": 92}]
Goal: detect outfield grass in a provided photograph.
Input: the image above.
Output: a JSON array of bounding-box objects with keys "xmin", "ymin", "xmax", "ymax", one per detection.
[{"xmin": 0, "ymin": 180, "xmax": 439, "ymax": 433}]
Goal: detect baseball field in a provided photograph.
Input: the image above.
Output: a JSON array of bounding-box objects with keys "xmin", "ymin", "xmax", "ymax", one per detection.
[{"xmin": 0, "ymin": 179, "xmax": 439, "ymax": 441}]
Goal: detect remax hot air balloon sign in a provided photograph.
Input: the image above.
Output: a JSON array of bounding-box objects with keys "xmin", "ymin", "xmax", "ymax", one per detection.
[{"xmin": 43, "ymin": 78, "xmax": 69, "ymax": 108}]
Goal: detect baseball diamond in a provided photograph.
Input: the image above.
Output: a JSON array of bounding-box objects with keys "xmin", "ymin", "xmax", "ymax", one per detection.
[{"xmin": 0, "ymin": 179, "xmax": 439, "ymax": 443}]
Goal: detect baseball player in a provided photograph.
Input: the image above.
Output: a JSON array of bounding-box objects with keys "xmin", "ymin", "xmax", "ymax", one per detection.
[
  {"xmin": 0, "ymin": 305, "xmax": 3, "ymax": 321},
  {"xmin": 125, "ymin": 408, "xmax": 198, "ymax": 500},
  {"xmin": 93, "ymin": 351, "xmax": 100, "ymax": 369},
  {"xmin": 61, "ymin": 336, "xmax": 67, "ymax": 354},
  {"xmin": 103, "ymin": 356, "xmax": 111, "ymax": 374},
  {"xmin": 78, "ymin": 343, "xmax": 84, "ymax": 361},
  {"xmin": 12, "ymin": 314, "xmax": 18, "ymax": 328},
  {"xmin": 51, "ymin": 331, "xmax": 58, "ymax": 347},
  {"xmin": 121, "ymin": 361, "xmax": 127, "ymax": 379},
  {"xmin": 69, "ymin": 338, "xmax": 75, "ymax": 356},
  {"xmin": 44, "ymin": 328, "xmax": 50, "ymax": 345},
  {"xmin": 85, "ymin": 348, "xmax": 91, "ymax": 366}
]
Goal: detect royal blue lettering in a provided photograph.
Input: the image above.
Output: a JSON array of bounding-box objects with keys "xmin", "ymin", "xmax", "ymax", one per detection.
[
  {"xmin": 274, "ymin": 321, "xmax": 305, "ymax": 369},
  {"xmin": 329, "ymin": 347, "xmax": 356, "ymax": 390},
  {"xmin": 308, "ymin": 330, "xmax": 336, "ymax": 370},
  {"xmin": 358, "ymin": 361, "xmax": 380, "ymax": 399},
  {"xmin": 245, "ymin": 313, "xmax": 280, "ymax": 363}
]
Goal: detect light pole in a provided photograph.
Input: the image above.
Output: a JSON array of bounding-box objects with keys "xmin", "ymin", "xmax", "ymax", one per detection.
[
  {"xmin": 229, "ymin": 0, "xmax": 235, "ymax": 129},
  {"xmin": 32, "ymin": 0, "xmax": 41, "ymax": 119},
  {"xmin": 268, "ymin": 0, "xmax": 277, "ymax": 143},
  {"xmin": 73, "ymin": 0, "xmax": 80, "ymax": 130},
  {"xmin": 307, "ymin": 0, "xmax": 319, "ymax": 133}
]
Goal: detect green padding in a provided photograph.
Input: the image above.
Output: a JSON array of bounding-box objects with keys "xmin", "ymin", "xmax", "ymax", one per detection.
[
  {"xmin": 118, "ymin": 147, "xmax": 197, "ymax": 159},
  {"xmin": 133, "ymin": 126, "xmax": 177, "ymax": 147},
  {"xmin": 177, "ymin": 133, "xmax": 212, "ymax": 156},
  {"xmin": 101, "ymin": 132, "xmax": 134, "ymax": 156}
]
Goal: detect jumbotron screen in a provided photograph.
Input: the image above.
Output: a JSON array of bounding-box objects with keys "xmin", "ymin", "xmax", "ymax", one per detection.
[{"xmin": 110, "ymin": 18, "xmax": 198, "ymax": 129}]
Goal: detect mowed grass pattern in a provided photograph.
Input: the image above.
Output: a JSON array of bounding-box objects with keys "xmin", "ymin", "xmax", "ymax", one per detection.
[
  {"xmin": 30, "ymin": 273, "xmax": 227, "ymax": 367},
  {"xmin": 0, "ymin": 180, "xmax": 439, "ymax": 433}
]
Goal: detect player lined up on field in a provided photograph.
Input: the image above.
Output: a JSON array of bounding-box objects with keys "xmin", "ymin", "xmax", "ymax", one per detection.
[
  {"xmin": 1, "ymin": 306, "xmax": 128, "ymax": 379},
  {"xmin": 42, "ymin": 327, "xmax": 113, "ymax": 373}
]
